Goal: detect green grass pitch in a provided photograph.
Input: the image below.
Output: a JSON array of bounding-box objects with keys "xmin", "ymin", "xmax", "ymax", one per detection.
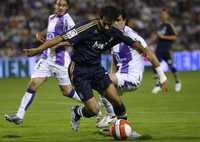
[{"xmin": 0, "ymin": 71, "xmax": 200, "ymax": 142}]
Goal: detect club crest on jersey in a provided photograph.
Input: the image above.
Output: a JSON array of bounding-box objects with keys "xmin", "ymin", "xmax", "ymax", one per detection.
[{"xmin": 46, "ymin": 33, "xmax": 55, "ymax": 40}]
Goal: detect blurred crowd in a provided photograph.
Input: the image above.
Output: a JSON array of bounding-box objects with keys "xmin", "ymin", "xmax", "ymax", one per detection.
[{"xmin": 0, "ymin": 0, "xmax": 199, "ymax": 57}]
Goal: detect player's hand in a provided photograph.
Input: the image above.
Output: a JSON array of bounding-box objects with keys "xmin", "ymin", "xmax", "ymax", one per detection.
[
  {"xmin": 157, "ymin": 32, "xmax": 164, "ymax": 39},
  {"xmin": 36, "ymin": 32, "xmax": 45, "ymax": 43},
  {"xmin": 23, "ymin": 48, "xmax": 40, "ymax": 57},
  {"xmin": 160, "ymin": 80, "xmax": 168, "ymax": 94}
]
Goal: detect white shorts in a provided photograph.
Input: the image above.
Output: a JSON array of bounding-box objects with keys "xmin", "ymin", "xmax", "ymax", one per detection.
[
  {"xmin": 116, "ymin": 71, "xmax": 143, "ymax": 91},
  {"xmin": 31, "ymin": 59, "xmax": 71, "ymax": 86}
]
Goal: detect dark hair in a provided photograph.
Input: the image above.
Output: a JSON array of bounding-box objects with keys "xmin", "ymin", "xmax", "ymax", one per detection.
[
  {"xmin": 65, "ymin": 0, "xmax": 69, "ymax": 5},
  {"xmin": 56, "ymin": 0, "xmax": 69, "ymax": 5},
  {"xmin": 119, "ymin": 9, "xmax": 127, "ymax": 20},
  {"xmin": 100, "ymin": 6, "xmax": 119, "ymax": 22}
]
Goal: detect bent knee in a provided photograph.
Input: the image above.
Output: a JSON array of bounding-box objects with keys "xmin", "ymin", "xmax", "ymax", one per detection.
[
  {"xmin": 29, "ymin": 81, "xmax": 39, "ymax": 91},
  {"xmin": 29, "ymin": 78, "xmax": 46, "ymax": 90},
  {"xmin": 59, "ymin": 85, "xmax": 73, "ymax": 96}
]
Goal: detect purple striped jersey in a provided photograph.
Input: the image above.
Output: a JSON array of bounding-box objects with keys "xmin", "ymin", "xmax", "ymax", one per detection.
[
  {"xmin": 41, "ymin": 13, "xmax": 75, "ymax": 66},
  {"xmin": 112, "ymin": 26, "xmax": 147, "ymax": 74}
]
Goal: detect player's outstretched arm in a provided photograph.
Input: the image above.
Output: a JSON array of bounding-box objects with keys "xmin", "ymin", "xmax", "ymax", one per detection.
[
  {"xmin": 24, "ymin": 36, "xmax": 66, "ymax": 57},
  {"xmin": 132, "ymin": 41, "xmax": 168, "ymax": 93}
]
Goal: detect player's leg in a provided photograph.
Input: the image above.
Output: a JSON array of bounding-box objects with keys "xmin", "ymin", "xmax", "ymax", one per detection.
[
  {"xmin": 99, "ymin": 75, "xmax": 143, "ymax": 139},
  {"xmin": 97, "ymin": 72, "xmax": 142, "ymax": 128},
  {"xmin": 98, "ymin": 73, "xmax": 118, "ymax": 117},
  {"xmin": 104, "ymin": 83, "xmax": 127, "ymax": 119},
  {"xmin": 99, "ymin": 72, "xmax": 143, "ymax": 127},
  {"xmin": 53, "ymin": 64, "xmax": 81, "ymax": 101},
  {"xmin": 71, "ymin": 97, "xmax": 100, "ymax": 131},
  {"xmin": 70, "ymin": 67, "xmax": 98, "ymax": 131},
  {"xmin": 96, "ymin": 96, "xmax": 116, "ymax": 128},
  {"xmin": 152, "ymin": 51, "xmax": 162, "ymax": 94},
  {"xmin": 164, "ymin": 52, "xmax": 181, "ymax": 92},
  {"xmin": 70, "ymin": 81, "xmax": 100, "ymax": 131},
  {"xmin": 5, "ymin": 59, "xmax": 49, "ymax": 125},
  {"xmin": 96, "ymin": 73, "xmax": 118, "ymax": 128},
  {"xmin": 59, "ymin": 85, "xmax": 81, "ymax": 101},
  {"xmin": 5, "ymin": 77, "xmax": 47, "ymax": 125},
  {"xmin": 95, "ymin": 67, "xmax": 127, "ymax": 119}
]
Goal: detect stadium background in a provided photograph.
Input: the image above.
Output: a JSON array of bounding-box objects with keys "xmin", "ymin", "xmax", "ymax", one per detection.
[
  {"xmin": 0, "ymin": 0, "xmax": 199, "ymax": 78},
  {"xmin": 0, "ymin": 1, "xmax": 200, "ymax": 142}
]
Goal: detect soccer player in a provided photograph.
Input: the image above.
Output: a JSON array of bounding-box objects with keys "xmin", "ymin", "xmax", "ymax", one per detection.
[
  {"xmin": 152, "ymin": 8, "xmax": 182, "ymax": 94},
  {"xmin": 5, "ymin": 0, "xmax": 81, "ymax": 125},
  {"xmin": 96, "ymin": 10, "xmax": 168, "ymax": 129},
  {"xmin": 23, "ymin": 6, "xmax": 168, "ymax": 134}
]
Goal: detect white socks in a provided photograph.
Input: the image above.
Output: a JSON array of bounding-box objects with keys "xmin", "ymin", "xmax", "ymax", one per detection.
[
  {"xmin": 16, "ymin": 91, "xmax": 35, "ymax": 119},
  {"xmin": 67, "ymin": 89, "xmax": 81, "ymax": 101},
  {"xmin": 101, "ymin": 97, "xmax": 115, "ymax": 117}
]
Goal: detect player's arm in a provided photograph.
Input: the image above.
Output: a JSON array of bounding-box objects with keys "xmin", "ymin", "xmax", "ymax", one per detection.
[
  {"xmin": 133, "ymin": 42, "xmax": 168, "ymax": 93},
  {"xmin": 24, "ymin": 36, "xmax": 68, "ymax": 57},
  {"xmin": 24, "ymin": 22, "xmax": 83, "ymax": 57},
  {"xmin": 51, "ymin": 41, "xmax": 72, "ymax": 49},
  {"xmin": 109, "ymin": 55, "xmax": 119, "ymax": 86},
  {"xmin": 111, "ymin": 54, "xmax": 118, "ymax": 74},
  {"xmin": 157, "ymin": 32, "xmax": 176, "ymax": 41}
]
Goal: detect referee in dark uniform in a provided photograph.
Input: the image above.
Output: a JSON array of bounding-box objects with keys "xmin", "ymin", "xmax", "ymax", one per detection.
[{"xmin": 152, "ymin": 8, "xmax": 181, "ymax": 94}]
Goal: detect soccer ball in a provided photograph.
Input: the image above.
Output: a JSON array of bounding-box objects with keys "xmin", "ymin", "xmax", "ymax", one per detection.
[{"xmin": 110, "ymin": 119, "xmax": 132, "ymax": 140}]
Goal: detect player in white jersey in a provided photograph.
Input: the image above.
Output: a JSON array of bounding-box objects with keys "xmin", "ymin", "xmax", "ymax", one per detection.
[
  {"xmin": 97, "ymin": 10, "xmax": 168, "ymax": 134},
  {"xmin": 5, "ymin": 0, "xmax": 80, "ymax": 125}
]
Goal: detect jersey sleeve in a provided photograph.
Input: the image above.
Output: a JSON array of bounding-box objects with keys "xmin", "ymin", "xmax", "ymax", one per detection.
[
  {"xmin": 61, "ymin": 20, "xmax": 97, "ymax": 45},
  {"xmin": 112, "ymin": 28, "xmax": 136, "ymax": 47},
  {"xmin": 61, "ymin": 27, "xmax": 82, "ymax": 45},
  {"xmin": 66, "ymin": 14, "xmax": 75, "ymax": 30},
  {"xmin": 167, "ymin": 23, "xmax": 177, "ymax": 35},
  {"xmin": 128, "ymin": 30, "xmax": 147, "ymax": 48}
]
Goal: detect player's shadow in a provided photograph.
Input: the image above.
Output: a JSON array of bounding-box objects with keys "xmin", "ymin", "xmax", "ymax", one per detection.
[
  {"xmin": 93, "ymin": 131, "xmax": 152, "ymax": 141},
  {"xmin": 2, "ymin": 134, "xmax": 22, "ymax": 138}
]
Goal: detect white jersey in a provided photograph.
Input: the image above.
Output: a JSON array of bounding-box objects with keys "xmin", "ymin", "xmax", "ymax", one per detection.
[
  {"xmin": 41, "ymin": 13, "xmax": 75, "ymax": 67},
  {"xmin": 112, "ymin": 26, "xmax": 147, "ymax": 90}
]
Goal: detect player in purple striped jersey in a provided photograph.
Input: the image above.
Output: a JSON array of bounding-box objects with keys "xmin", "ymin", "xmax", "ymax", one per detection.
[{"xmin": 5, "ymin": 0, "xmax": 80, "ymax": 125}]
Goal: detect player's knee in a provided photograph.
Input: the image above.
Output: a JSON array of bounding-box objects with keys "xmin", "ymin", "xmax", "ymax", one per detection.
[
  {"xmin": 29, "ymin": 80, "xmax": 38, "ymax": 91},
  {"xmin": 62, "ymin": 90, "xmax": 71, "ymax": 97},
  {"xmin": 59, "ymin": 86, "xmax": 73, "ymax": 97}
]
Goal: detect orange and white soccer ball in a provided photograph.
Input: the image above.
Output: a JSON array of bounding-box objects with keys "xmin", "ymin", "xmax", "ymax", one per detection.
[{"xmin": 110, "ymin": 119, "xmax": 132, "ymax": 140}]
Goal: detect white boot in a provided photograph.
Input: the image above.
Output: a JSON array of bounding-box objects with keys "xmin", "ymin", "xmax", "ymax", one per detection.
[
  {"xmin": 96, "ymin": 115, "xmax": 116, "ymax": 128},
  {"xmin": 175, "ymin": 81, "xmax": 182, "ymax": 92},
  {"xmin": 152, "ymin": 85, "xmax": 161, "ymax": 94}
]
